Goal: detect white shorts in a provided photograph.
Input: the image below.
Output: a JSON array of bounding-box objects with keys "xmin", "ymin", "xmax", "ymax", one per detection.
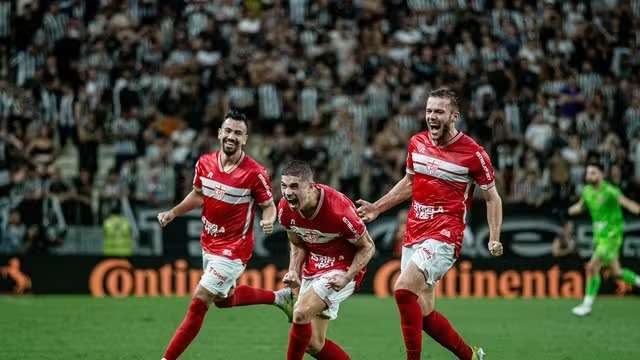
[
  {"xmin": 401, "ymin": 239, "xmax": 456, "ymax": 287},
  {"xmin": 199, "ymin": 252, "xmax": 245, "ymax": 298},
  {"xmin": 298, "ymin": 270, "xmax": 356, "ymax": 320}
]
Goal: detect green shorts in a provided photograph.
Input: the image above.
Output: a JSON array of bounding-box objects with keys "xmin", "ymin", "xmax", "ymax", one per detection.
[{"xmin": 593, "ymin": 232, "xmax": 623, "ymax": 265}]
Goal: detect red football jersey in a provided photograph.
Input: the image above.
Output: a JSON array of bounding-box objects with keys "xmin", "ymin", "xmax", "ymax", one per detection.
[
  {"xmin": 405, "ymin": 131, "xmax": 495, "ymax": 255},
  {"xmin": 193, "ymin": 151, "xmax": 273, "ymax": 263},
  {"xmin": 278, "ymin": 184, "xmax": 368, "ymax": 286}
]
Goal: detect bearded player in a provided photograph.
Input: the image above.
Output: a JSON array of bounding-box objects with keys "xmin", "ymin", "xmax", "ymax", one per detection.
[
  {"xmin": 157, "ymin": 110, "xmax": 294, "ymax": 360},
  {"xmin": 568, "ymin": 162, "xmax": 640, "ymax": 316},
  {"xmin": 357, "ymin": 88, "xmax": 502, "ymax": 360},
  {"xmin": 278, "ymin": 160, "xmax": 375, "ymax": 360}
]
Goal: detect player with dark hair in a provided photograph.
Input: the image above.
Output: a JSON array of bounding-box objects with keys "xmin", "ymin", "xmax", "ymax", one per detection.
[
  {"xmin": 157, "ymin": 110, "xmax": 294, "ymax": 360},
  {"xmin": 568, "ymin": 161, "xmax": 640, "ymax": 316},
  {"xmin": 357, "ymin": 88, "xmax": 502, "ymax": 360},
  {"xmin": 279, "ymin": 160, "xmax": 375, "ymax": 360}
]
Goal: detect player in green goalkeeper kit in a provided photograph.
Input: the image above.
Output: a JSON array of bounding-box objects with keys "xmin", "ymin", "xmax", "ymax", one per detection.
[{"xmin": 568, "ymin": 162, "xmax": 640, "ymax": 316}]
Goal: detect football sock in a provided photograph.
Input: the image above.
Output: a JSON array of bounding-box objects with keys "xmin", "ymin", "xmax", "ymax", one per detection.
[
  {"xmin": 423, "ymin": 311, "xmax": 473, "ymax": 360},
  {"xmin": 163, "ymin": 298, "xmax": 209, "ymax": 360},
  {"xmin": 394, "ymin": 289, "xmax": 422, "ymax": 360},
  {"xmin": 287, "ymin": 323, "xmax": 312, "ymax": 360},
  {"xmin": 583, "ymin": 274, "xmax": 600, "ymax": 307},
  {"xmin": 213, "ymin": 285, "xmax": 275, "ymax": 308},
  {"xmin": 313, "ymin": 339, "xmax": 351, "ymax": 360},
  {"xmin": 621, "ymin": 268, "xmax": 640, "ymax": 287}
]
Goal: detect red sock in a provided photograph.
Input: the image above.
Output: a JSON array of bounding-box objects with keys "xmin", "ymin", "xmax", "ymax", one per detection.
[
  {"xmin": 423, "ymin": 311, "xmax": 472, "ymax": 360},
  {"xmin": 394, "ymin": 289, "xmax": 423, "ymax": 360},
  {"xmin": 213, "ymin": 285, "xmax": 275, "ymax": 308},
  {"xmin": 163, "ymin": 298, "xmax": 209, "ymax": 360},
  {"xmin": 287, "ymin": 323, "xmax": 312, "ymax": 360},
  {"xmin": 313, "ymin": 339, "xmax": 351, "ymax": 360}
]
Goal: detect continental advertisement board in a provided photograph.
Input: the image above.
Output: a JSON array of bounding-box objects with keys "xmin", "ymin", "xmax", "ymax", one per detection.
[{"xmin": 2, "ymin": 255, "xmax": 639, "ymax": 298}]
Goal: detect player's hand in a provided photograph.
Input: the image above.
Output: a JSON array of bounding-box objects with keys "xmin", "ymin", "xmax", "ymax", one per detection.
[
  {"xmin": 283, "ymin": 271, "xmax": 301, "ymax": 289},
  {"xmin": 157, "ymin": 210, "xmax": 176, "ymax": 227},
  {"xmin": 259, "ymin": 219, "xmax": 274, "ymax": 234},
  {"xmin": 326, "ymin": 273, "xmax": 350, "ymax": 291},
  {"xmin": 356, "ymin": 199, "xmax": 380, "ymax": 223},
  {"xmin": 488, "ymin": 240, "xmax": 503, "ymax": 256}
]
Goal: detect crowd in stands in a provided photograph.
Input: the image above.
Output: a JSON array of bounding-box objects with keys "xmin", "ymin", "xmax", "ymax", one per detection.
[{"xmin": 1, "ymin": 0, "xmax": 640, "ymax": 254}]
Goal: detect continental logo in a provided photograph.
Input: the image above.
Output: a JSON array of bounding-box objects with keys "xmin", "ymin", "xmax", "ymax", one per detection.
[
  {"xmin": 89, "ymin": 259, "xmax": 288, "ymax": 297},
  {"xmin": 89, "ymin": 258, "xmax": 589, "ymax": 298},
  {"xmin": 0, "ymin": 258, "xmax": 32, "ymax": 294},
  {"xmin": 374, "ymin": 260, "xmax": 584, "ymax": 299}
]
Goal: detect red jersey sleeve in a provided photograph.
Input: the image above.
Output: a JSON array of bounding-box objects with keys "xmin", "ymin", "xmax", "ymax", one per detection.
[
  {"xmin": 252, "ymin": 167, "xmax": 274, "ymax": 204},
  {"xmin": 339, "ymin": 197, "xmax": 367, "ymax": 244},
  {"xmin": 406, "ymin": 137, "xmax": 416, "ymax": 175},
  {"xmin": 470, "ymin": 147, "xmax": 496, "ymax": 190},
  {"xmin": 192, "ymin": 159, "xmax": 204, "ymax": 189},
  {"xmin": 277, "ymin": 199, "xmax": 290, "ymax": 230}
]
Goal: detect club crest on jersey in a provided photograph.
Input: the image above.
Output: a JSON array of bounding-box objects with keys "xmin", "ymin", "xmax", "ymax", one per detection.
[{"xmin": 212, "ymin": 187, "xmax": 226, "ymax": 200}]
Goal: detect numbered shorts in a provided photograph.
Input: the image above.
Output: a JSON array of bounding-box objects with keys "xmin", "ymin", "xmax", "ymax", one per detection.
[
  {"xmin": 593, "ymin": 236, "xmax": 622, "ymax": 266},
  {"xmin": 401, "ymin": 239, "xmax": 456, "ymax": 287},
  {"xmin": 298, "ymin": 270, "xmax": 356, "ymax": 320},
  {"xmin": 199, "ymin": 252, "xmax": 245, "ymax": 298}
]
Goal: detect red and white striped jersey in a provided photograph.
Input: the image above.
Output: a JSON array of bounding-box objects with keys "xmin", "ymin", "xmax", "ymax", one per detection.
[
  {"xmin": 405, "ymin": 131, "xmax": 495, "ymax": 255},
  {"xmin": 193, "ymin": 151, "xmax": 273, "ymax": 263},
  {"xmin": 278, "ymin": 184, "xmax": 368, "ymax": 286}
]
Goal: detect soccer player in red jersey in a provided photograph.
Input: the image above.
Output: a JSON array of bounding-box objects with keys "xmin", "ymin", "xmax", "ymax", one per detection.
[
  {"xmin": 278, "ymin": 160, "xmax": 375, "ymax": 360},
  {"xmin": 357, "ymin": 88, "xmax": 503, "ymax": 360},
  {"xmin": 157, "ymin": 110, "xmax": 295, "ymax": 360}
]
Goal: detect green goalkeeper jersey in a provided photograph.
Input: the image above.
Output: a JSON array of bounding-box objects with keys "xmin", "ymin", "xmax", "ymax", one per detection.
[{"xmin": 581, "ymin": 181, "xmax": 624, "ymax": 243}]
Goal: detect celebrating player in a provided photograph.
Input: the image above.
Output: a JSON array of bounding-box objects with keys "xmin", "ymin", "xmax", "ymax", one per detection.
[
  {"xmin": 568, "ymin": 162, "xmax": 640, "ymax": 316},
  {"xmin": 278, "ymin": 160, "xmax": 375, "ymax": 360},
  {"xmin": 357, "ymin": 88, "xmax": 502, "ymax": 360},
  {"xmin": 157, "ymin": 110, "xmax": 294, "ymax": 360}
]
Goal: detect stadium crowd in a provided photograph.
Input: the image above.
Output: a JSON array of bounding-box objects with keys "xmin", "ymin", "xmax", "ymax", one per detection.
[{"xmin": 1, "ymin": 0, "xmax": 640, "ymax": 253}]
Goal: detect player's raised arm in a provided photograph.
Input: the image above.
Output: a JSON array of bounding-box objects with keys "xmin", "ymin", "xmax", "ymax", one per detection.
[
  {"xmin": 568, "ymin": 199, "xmax": 584, "ymax": 216},
  {"xmin": 618, "ymin": 195, "xmax": 640, "ymax": 215},
  {"xmin": 482, "ymin": 186, "xmax": 503, "ymax": 256},
  {"xmin": 258, "ymin": 200, "xmax": 277, "ymax": 234},
  {"xmin": 356, "ymin": 173, "xmax": 413, "ymax": 223},
  {"xmin": 327, "ymin": 232, "xmax": 375, "ymax": 291},
  {"xmin": 283, "ymin": 231, "xmax": 306, "ymax": 289},
  {"xmin": 157, "ymin": 187, "xmax": 204, "ymax": 227}
]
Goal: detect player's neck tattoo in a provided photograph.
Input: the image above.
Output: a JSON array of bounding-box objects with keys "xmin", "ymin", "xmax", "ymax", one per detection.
[{"xmin": 300, "ymin": 187, "xmax": 320, "ymax": 218}]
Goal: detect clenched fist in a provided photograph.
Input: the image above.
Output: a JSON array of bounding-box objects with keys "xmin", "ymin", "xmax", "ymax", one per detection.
[
  {"xmin": 157, "ymin": 210, "xmax": 176, "ymax": 227},
  {"xmin": 282, "ymin": 271, "xmax": 301, "ymax": 289}
]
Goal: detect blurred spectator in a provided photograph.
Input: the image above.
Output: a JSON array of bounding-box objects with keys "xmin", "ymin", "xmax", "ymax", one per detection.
[{"xmin": 0, "ymin": 0, "xmax": 639, "ymax": 245}]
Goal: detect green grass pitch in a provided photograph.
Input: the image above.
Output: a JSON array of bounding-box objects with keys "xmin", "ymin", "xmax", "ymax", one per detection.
[{"xmin": 1, "ymin": 295, "xmax": 638, "ymax": 359}]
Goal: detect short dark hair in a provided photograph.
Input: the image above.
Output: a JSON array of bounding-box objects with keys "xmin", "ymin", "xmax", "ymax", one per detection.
[
  {"xmin": 223, "ymin": 109, "xmax": 249, "ymax": 130},
  {"xmin": 586, "ymin": 161, "xmax": 603, "ymax": 171},
  {"xmin": 429, "ymin": 87, "xmax": 460, "ymax": 112},
  {"xmin": 281, "ymin": 160, "xmax": 314, "ymax": 181}
]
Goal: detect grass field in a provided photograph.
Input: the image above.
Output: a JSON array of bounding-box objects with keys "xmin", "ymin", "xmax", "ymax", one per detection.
[{"xmin": 1, "ymin": 295, "xmax": 639, "ymax": 359}]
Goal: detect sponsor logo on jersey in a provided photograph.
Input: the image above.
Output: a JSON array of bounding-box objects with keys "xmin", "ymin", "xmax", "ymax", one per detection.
[
  {"xmin": 257, "ymin": 173, "xmax": 272, "ymax": 198},
  {"xmin": 342, "ymin": 217, "xmax": 360, "ymax": 238},
  {"xmin": 413, "ymin": 201, "xmax": 444, "ymax": 220},
  {"xmin": 475, "ymin": 151, "xmax": 492, "ymax": 181},
  {"xmin": 310, "ymin": 253, "xmax": 336, "ymax": 269},
  {"xmin": 202, "ymin": 216, "xmax": 226, "ymax": 236},
  {"xmin": 440, "ymin": 229, "xmax": 451, "ymax": 238}
]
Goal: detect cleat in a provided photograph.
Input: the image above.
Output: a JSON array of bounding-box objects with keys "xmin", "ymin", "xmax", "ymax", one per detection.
[
  {"xmin": 571, "ymin": 304, "xmax": 592, "ymax": 316},
  {"xmin": 471, "ymin": 346, "xmax": 486, "ymax": 360},
  {"xmin": 274, "ymin": 287, "xmax": 296, "ymax": 323}
]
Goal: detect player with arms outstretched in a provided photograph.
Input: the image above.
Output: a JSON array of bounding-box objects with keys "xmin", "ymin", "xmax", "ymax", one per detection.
[
  {"xmin": 157, "ymin": 110, "xmax": 294, "ymax": 360},
  {"xmin": 278, "ymin": 160, "xmax": 375, "ymax": 360},
  {"xmin": 357, "ymin": 88, "xmax": 502, "ymax": 360},
  {"xmin": 568, "ymin": 162, "xmax": 640, "ymax": 316}
]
